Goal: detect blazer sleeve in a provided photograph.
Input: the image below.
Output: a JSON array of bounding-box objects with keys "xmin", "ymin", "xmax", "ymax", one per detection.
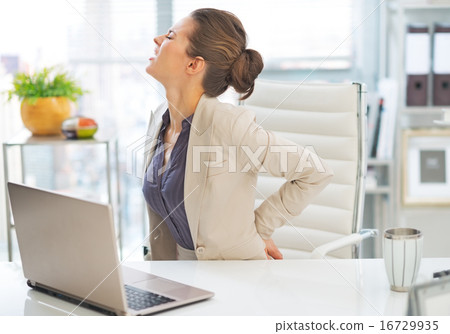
[{"xmin": 231, "ymin": 107, "xmax": 334, "ymax": 240}]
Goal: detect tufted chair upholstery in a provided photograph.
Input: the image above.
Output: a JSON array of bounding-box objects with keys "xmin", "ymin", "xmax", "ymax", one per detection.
[{"xmin": 242, "ymin": 80, "xmax": 373, "ymax": 259}]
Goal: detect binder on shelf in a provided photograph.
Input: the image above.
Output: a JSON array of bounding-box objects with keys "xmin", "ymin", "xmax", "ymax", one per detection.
[
  {"xmin": 376, "ymin": 79, "xmax": 398, "ymax": 160},
  {"xmin": 370, "ymin": 98, "xmax": 383, "ymax": 158},
  {"xmin": 366, "ymin": 93, "xmax": 380, "ymax": 159},
  {"xmin": 405, "ymin": 24, "xmax": 430, "ymax": 106},
  {"xmin": 432, "ymin": 23, "xmax": 450, "ymax": 106}
]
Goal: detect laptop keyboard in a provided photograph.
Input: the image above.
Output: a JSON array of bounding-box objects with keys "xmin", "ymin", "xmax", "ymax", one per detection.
[{"xmin": 125, "ymin": 285, "xmax": 175, "ymax": 311}]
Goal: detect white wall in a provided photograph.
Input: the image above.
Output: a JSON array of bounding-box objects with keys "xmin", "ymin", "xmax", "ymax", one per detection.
[{"xmin": 401, "ymin": 208, "xmax": 450, "ymax": 257}]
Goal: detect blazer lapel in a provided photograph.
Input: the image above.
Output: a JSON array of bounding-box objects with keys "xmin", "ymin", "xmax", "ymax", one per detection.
[
  {"xmin": 143, "ymin": 102, "xmax": 167, "ymax": 173},
  {"xmin": 184, "ymin": 95, "xmax": 216, "ymax": 246}
]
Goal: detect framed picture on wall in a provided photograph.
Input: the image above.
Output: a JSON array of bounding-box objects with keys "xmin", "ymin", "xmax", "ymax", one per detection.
[{"xmin": 403, "ymin": 128, "xmax": 450, "ymax": 206}]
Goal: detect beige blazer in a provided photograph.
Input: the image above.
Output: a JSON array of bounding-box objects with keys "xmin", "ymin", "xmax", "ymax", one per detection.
[{"xmin": 143, "ymin": 94, "xmax": 333, "ymax": 260}]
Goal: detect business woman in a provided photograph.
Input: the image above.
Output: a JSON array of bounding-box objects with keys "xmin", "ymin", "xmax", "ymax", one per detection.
[{"xmin": 142, "ymin": 8, "xmax": 333, "ymax": 261}]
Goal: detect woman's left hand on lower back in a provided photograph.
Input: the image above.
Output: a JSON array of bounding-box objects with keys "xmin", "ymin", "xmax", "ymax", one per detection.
[{"xmin": 263, "ymin": 238, "xmax": 283, "ymax": 260}]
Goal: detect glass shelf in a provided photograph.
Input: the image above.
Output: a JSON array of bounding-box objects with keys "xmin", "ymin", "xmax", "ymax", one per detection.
[
  {"xmin": 366, "ymin": 186, "xmax": 392, "ymax": 195},
  {"xmin": 401, "ymin": 107, "xmax": 450, "ymax": 115}
]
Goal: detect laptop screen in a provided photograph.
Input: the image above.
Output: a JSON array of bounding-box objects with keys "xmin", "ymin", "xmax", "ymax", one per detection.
[{"xmin": 408, "ymin": 276, "xmax": 450, "ymax": 316}]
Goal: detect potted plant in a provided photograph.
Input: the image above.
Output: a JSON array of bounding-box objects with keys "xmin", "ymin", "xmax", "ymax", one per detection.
[{"xmin": 6, "ymin": 66, "xmax": 86, "ymax": 135}]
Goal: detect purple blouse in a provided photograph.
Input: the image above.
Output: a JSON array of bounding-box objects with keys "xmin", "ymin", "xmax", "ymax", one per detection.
[{"xmin": 142, "ymin": 109, "xmax": 195, "ymax": 250}]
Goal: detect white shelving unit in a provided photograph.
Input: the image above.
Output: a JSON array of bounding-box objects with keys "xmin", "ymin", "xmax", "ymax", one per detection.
[
  {"xmin": 361, "ymin": 1, "xmax": 450, "ymax": 258},
  {"xmin": 383, "ymin": 0, "xmax": 450, "ymax": 257},
  {"xmin": 3, "ymin": 129, "xmax": 122, "ymax": 262},
  {"xmin": 363, "ymin": 159, "xmax": 395, "ymax": 258},
  {"xmin": 387, "ymin": 1, "xmax": 450, "ymax": 111}
]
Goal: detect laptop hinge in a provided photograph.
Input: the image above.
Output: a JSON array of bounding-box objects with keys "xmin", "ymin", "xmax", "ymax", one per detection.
[{"xmin": 26, "ymin": 280, "xmax": 121, "ymax": 316}]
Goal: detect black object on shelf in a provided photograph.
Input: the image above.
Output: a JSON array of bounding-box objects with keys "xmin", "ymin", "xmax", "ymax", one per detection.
[{"xmin": 370, "ymin": 98, "xmax": 384, "ymax": 158}]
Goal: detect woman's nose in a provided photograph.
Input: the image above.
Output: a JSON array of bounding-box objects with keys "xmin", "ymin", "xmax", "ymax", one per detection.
[{"xmin": 154, "ymin": 35, "xmax": 163, "ymax": 46}]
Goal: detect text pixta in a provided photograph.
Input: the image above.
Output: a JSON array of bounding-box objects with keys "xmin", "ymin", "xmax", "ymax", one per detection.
[{"xmin": 275, "ymin": 320, "xmax": 337, "ymax": 332}]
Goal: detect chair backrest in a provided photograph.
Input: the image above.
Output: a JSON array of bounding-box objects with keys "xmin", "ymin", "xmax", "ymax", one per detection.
[{"xmin": 242, "ymin": 80, "xmax": 367, "ymax": 258}]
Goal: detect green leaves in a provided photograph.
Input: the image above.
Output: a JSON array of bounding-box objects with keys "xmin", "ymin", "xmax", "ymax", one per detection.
[{"xmin": 7, "ymin": 66, "xmax": 87, "ymax": 104}]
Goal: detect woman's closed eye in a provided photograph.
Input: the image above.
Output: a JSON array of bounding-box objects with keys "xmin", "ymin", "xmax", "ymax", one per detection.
[{"xmin": 166, "ymin": 30, "xmax": 175, "ymax": 40}]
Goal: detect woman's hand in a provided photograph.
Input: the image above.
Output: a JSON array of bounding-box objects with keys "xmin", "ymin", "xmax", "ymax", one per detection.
[{"xmin": 263, "ymin": 238, "xmax": 283, "ymax": 260}]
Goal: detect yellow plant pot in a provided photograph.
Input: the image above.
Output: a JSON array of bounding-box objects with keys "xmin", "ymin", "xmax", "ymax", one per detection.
[{"xmin": 21, "ymin": 97, "xmax": 72, "ymax": 136}]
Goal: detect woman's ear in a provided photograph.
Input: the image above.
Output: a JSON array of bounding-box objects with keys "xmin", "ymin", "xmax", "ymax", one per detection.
[{"xmin": 187, "ymin": 56, "xmax": 205, "ymax": 74}]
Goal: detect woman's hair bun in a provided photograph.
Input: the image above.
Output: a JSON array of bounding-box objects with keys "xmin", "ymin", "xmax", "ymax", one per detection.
[
  {"xmin": 229, "ymin": 49, "xmax": 264, "ymax": 100},
  {"xmin": 188, "ymin": 8, "xmax": 264, "ymax": 100}
]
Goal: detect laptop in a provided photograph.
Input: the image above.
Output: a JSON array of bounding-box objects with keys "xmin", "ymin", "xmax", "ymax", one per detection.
[
  {"xmin": 407, "ymin": 275, "xmax": 450, "ymax": 316},
  {"xmin": 7, "ymin": 182, "xmax": 214, "ymax": 316}
]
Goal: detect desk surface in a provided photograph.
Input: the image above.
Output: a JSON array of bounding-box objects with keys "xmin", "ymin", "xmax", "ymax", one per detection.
[{"xmin": 1, "ymin": 258, "xmax": 449, "ymax": 316}]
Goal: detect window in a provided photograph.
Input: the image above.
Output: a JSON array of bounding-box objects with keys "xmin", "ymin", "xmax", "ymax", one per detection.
[{"xmin": 174, "ymin": 0, "xmax": 354, "ymax": 70}]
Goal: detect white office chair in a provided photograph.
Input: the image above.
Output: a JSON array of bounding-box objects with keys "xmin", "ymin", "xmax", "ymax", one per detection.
[{"xmin": 242, "ymin": 80, "xmax": 376, "ymax": 259}]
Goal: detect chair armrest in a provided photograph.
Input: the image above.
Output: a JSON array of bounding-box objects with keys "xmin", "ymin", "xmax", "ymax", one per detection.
[{"xmin": 310, "ymin": 229, "xmax": 378, "ymax": 259}]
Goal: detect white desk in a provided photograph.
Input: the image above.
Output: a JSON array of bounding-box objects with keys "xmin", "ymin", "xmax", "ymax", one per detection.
[{"xmin": 1, "ymin": 258, "xmax": 449, "ymax": 316}]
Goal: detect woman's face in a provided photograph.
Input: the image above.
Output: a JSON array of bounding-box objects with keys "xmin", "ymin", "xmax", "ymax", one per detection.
[{"xmin": 146, "ymin": 16, "xmax": 195, "ymax": 85}]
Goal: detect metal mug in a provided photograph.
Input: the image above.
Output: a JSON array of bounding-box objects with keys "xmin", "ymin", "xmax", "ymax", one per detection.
[{"xmin": 383, "ymin": 228, "xmax": 423, "ymax": 292}]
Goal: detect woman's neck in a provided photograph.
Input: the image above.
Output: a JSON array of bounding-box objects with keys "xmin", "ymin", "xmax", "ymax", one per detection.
[{"xmin": 165, "ymin": 86, "xmax": 204, "ymax": 132}]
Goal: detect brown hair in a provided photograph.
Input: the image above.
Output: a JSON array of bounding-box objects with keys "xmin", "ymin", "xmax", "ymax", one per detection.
[{"xmin": 187, "ymin": 8, "xmax": 263, "ymax": 100}]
